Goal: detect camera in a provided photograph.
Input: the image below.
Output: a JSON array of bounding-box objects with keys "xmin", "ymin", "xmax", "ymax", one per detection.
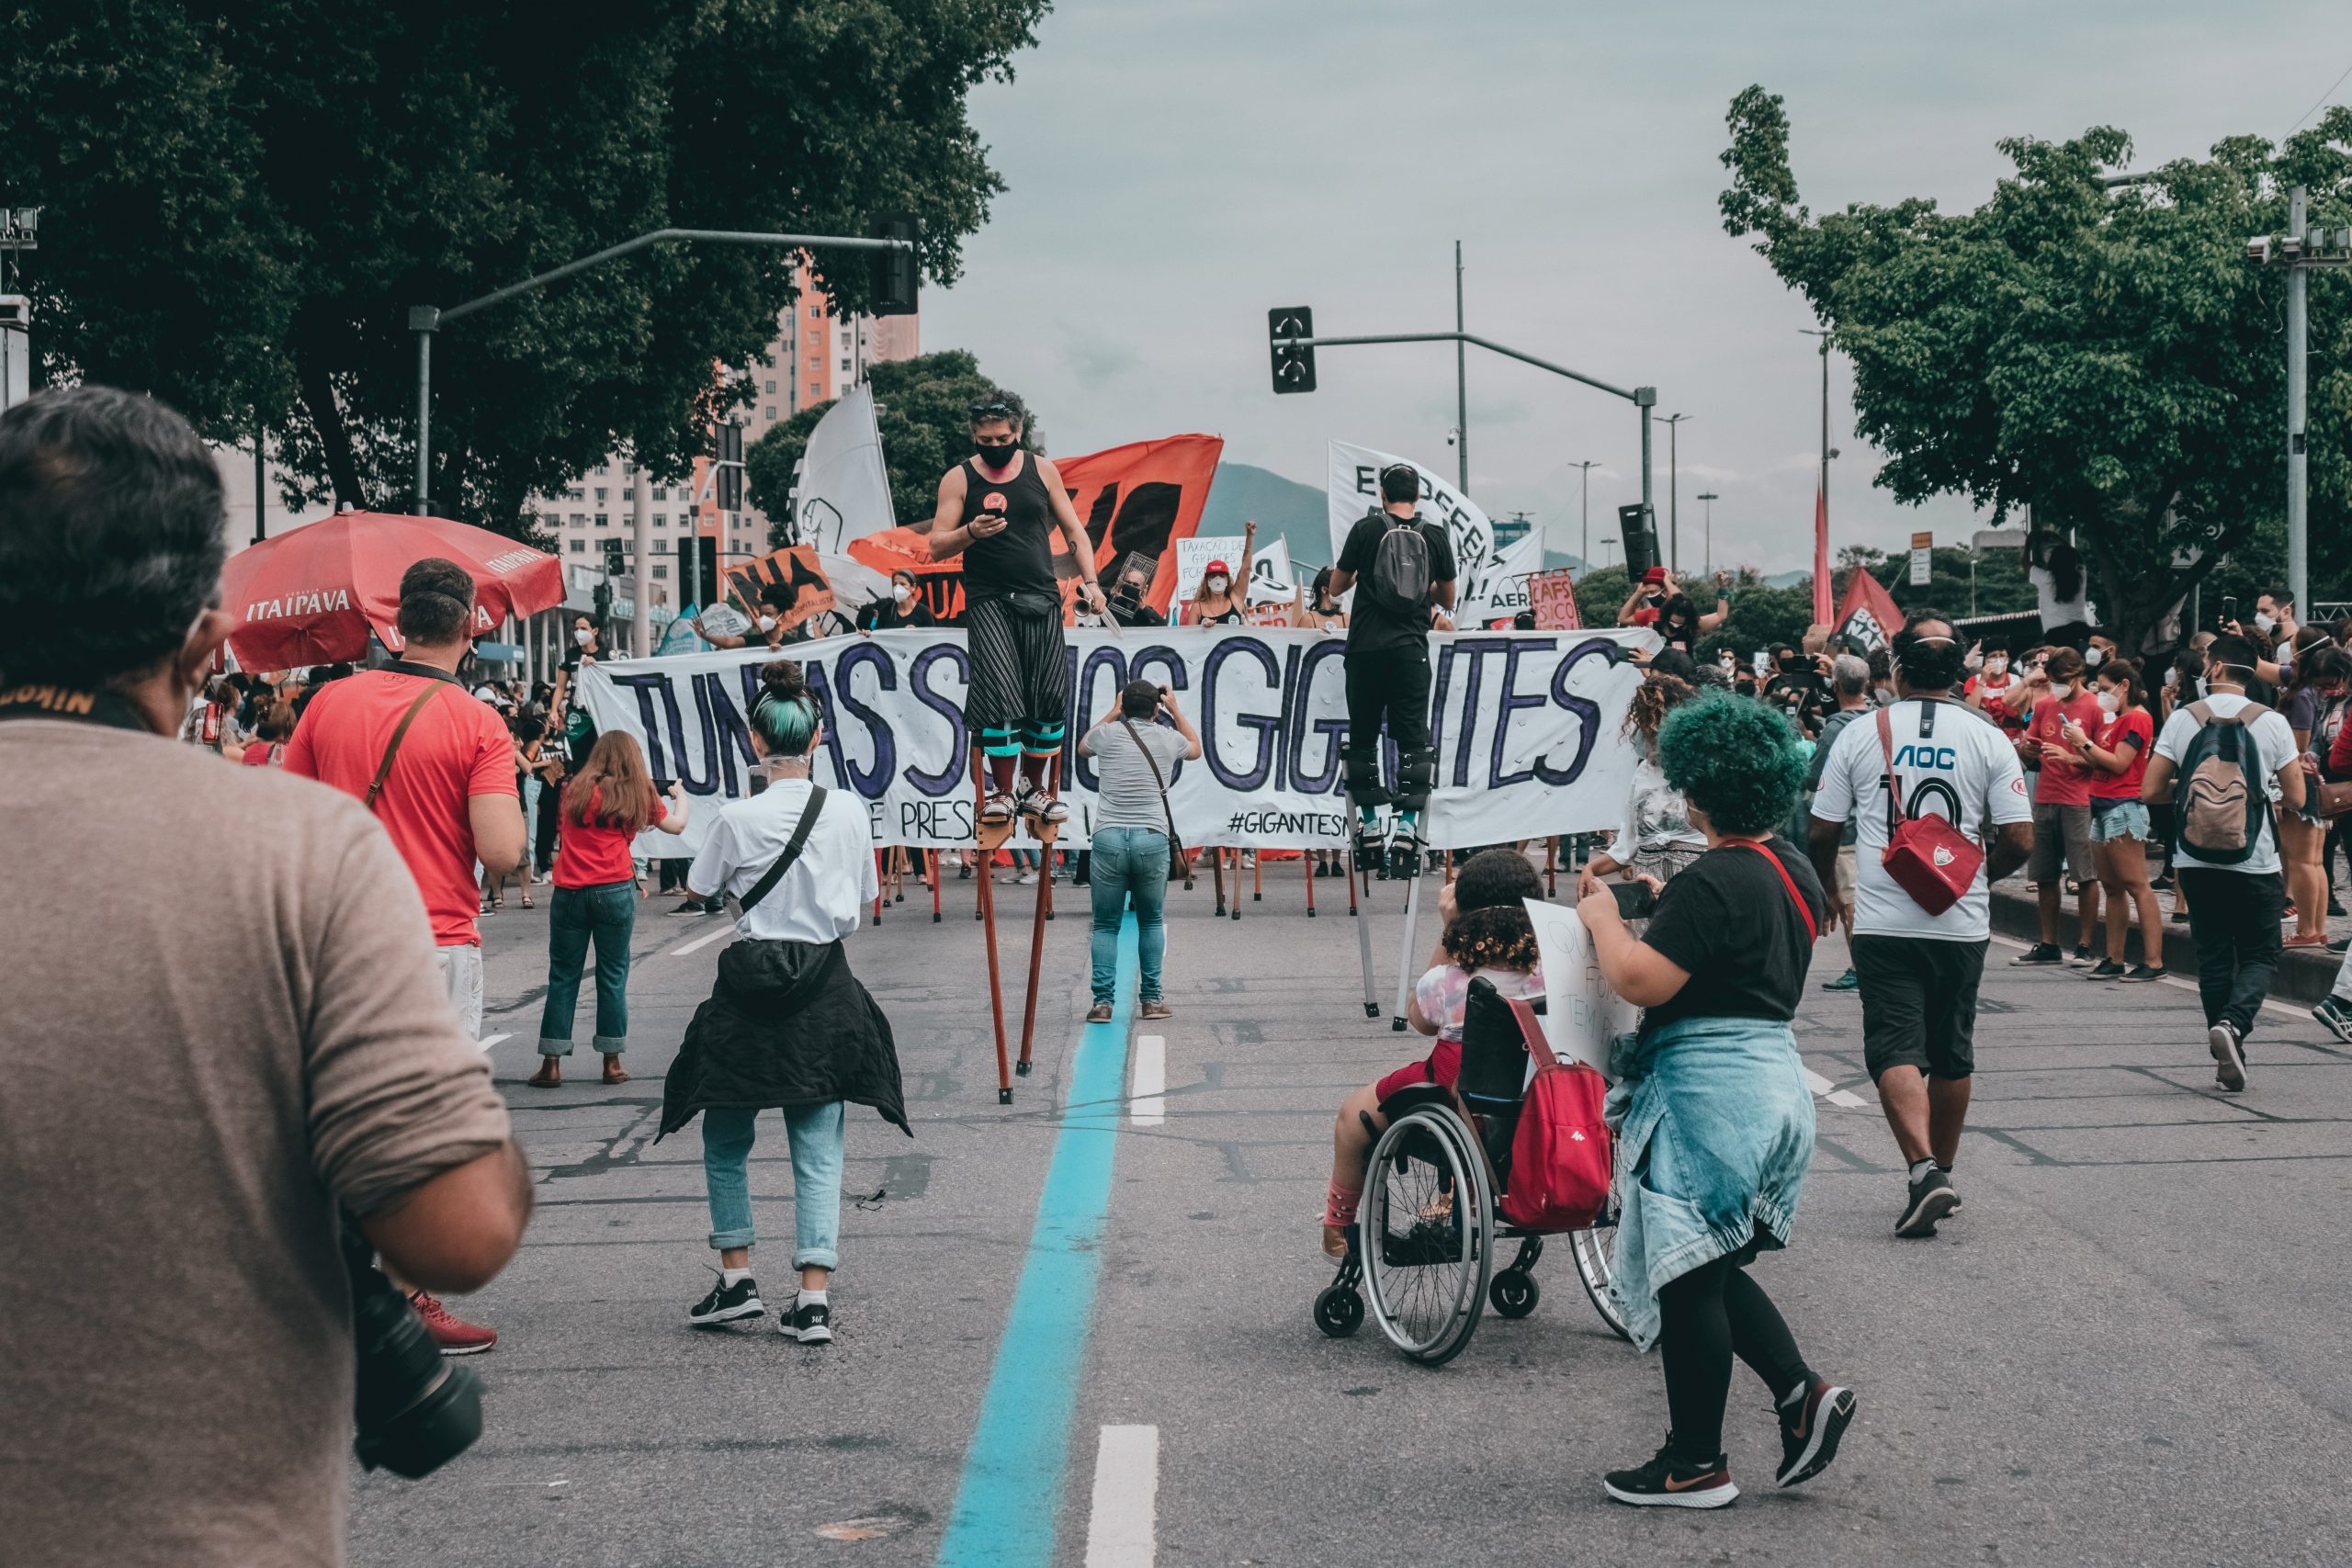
[{"xmin": 345, "ymin": 1219, "xmax": 484, "ymax": 1478}]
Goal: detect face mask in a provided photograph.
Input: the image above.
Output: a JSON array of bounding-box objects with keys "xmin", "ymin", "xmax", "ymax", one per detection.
[
  {"xmin": 1118, "ymin": 581, "xmax": 1144, "ymax": 602},
  {"xmin": 976, "ymin": 441, "xmax": 1018, "ymax": 468},
  {"xmin": 2195, "ymin": 676, "xmax": 2211, "ymax": 697},
  {"xmin": 2254, "ymin": 612, "xmax": 2276, "ymax": 634},
  {"xmin": 1779, "ymin": 655, "xmax": 1806, "ymax": 674},
  {"xmin": 892, "ymin": 584, "xmax": 912, "ymax": 604},
  {"xmin": 1205, "ymin": 576, "xmax": 1228, "ymax": 593},
  {"xmin": 2085, "ymin": 646, "xmax": 2106, "ymax": 668},
  {"xmin": 573, "ymin": 629, "xmax": 594, "ymax": 648},
  {"xmin": 1984, "ymin": 658, "xmax": 2007, "ymax": 676},
  {"xmin": 1646, "ymin": 593, "xmax": 1666, "ymax": 608},
  {"xmin": 2097, "ymin": 690, "xmax": 2120, "ymax": 715},
  {"xmin": 755, "ymin": 615, "xmax": 776, "ymax": 633}
]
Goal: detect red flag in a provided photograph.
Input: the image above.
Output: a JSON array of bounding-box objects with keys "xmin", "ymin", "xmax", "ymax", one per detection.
[
  {"xmin": 1811, "ymin": 479, "xmax": 1832, "ymax": 626},
  {"xmin": 1835, "ymin": 566, "xmax": 1905, "ymax": 649}
]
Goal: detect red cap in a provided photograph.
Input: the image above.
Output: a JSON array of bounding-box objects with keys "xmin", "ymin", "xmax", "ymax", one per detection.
[
  {"xmin": 1204, "ymin": 560, "xmax": 1232, "ymax": 578},
  {"xmin": 1641, "ymin": 566, "xmax": 1668, "ymax": 585}
]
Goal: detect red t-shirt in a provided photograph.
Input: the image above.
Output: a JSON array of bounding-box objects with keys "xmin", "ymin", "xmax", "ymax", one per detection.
[
  {"xmin": 238, "ymin": 742, "xmax": 281, "ymax": 767},
  {"xmin": 1966, "ymin": 672, "xmax": 2027, "ymax": 737},
  {"xmin": 2090, "ymin": 705, "xmax": 2154, "ymax": 800},
  {"xmin": 281, "ymin": 671, "xmax": 518, "ymax": 946},
  {"xmin": 553, "ymin": 785, "xmax": 650, "ymax": 888},
  {"xmin": 2027, "ymin": 691, "xmax": 2107, "ymax": 807}
]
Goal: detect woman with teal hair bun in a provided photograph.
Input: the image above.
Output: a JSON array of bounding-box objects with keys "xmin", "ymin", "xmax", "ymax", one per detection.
[{"xmin": 1575, "ymin": 689, "xmax": 1857, "ymax": 1509}]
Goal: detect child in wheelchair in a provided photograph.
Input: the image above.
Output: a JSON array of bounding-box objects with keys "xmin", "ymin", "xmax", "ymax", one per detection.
[{"xmin": 1321, "ymin": 849, "xmax": 1544, "ymax": 1257}]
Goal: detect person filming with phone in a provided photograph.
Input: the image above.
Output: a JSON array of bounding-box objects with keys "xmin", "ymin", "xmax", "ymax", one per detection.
[{"xmin": 1076, "ymin": 680, "xmax": 1202, "ymax": 1022}]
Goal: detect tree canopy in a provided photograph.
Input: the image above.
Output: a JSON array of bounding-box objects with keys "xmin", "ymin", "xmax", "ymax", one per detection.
[
  {"xmin": 2, "ymin": 0, "xmax": 1046, "ymax": 533},
  {"xmin": 744, "ymin": 349, "xmax": 1039, "ymax": 546},
  {"xmin": 1720, "ymin": 87, "xmax": 2352, "ymax": 646}
]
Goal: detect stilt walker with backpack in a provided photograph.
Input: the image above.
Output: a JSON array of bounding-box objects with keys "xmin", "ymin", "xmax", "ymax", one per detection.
[
  {"xmin": 924, "ymin": 391, "xmax": 1111, "ymax": 1103},
  {"xmin": 1324, "ymin": 463, "xmax": 1459, "ymax": 1023}
]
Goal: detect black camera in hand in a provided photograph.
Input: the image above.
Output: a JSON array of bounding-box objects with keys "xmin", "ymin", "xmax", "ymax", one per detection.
[{"xmin": 345, "ymin": 1218, "xmax": 483, "ymax": 1478}]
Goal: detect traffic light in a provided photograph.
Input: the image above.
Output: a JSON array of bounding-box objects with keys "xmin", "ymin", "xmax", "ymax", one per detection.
[
  {"xmin": 870, "ymin": 213, "xmax": 918, "ymax": 316},
  {"xmin": 591, "ymin": 581, "xmax": 612, "ymax": 624},
  {"xmin": 715, "ymin": 421, "xmax": 742, "ymax": 512},
  {"xmin": 602, "ymin": 537, "xmax": 625, "ymax": 578},
  {"xmin": 1269, "ymin": 307, "xmax": 1316, "ymax": 394},
  {"xmin": 1618, "ymin": 503, "xmax": 1659, "ymax": 579}
]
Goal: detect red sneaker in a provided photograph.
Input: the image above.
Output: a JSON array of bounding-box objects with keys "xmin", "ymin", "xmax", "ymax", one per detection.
[{"xmin": 410, "ymin": 1291, "xmax": 497, "ymax": 1356}]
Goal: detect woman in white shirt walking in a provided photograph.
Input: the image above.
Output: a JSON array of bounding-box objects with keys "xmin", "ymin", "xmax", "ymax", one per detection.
[{"xmin": 657, "ymin": 661, "xmax": 910, "ymax": 1345}]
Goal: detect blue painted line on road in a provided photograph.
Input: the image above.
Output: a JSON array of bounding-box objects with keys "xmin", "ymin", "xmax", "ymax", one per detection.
[{"xmin": 934, "ymin": 911, "xmax": 1137, "ymax": 1568}]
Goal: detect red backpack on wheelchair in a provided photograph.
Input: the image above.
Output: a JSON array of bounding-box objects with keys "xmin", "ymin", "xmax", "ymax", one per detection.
[{"xmin": 1457, "ymin": 978, "xmax": 1611, "ymax": 1232}]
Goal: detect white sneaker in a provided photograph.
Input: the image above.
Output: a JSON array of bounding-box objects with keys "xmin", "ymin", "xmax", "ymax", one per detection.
[{"xmin": 1016, "ymin": 871, "xmax": 1038, "ymax": 885}]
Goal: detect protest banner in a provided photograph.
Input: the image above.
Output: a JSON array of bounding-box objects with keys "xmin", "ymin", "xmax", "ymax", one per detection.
[
  {"xmin": 577, "ymin": 626, "xmax": 1648, "ymax": 859},
  {"xmin": 1171, "ymin": 535, "xmax": 1295, "ymax": 607},
  {"xmin": 847, "ymin": 434, "xmax": 1224, "ymax": 624},
  {"xmin": 724, "ymin": 546, "xmax": 840, "ymax": 634},
  {"xmin": 1327, "ymin": 441, "xmax": 1529, "ymax": 625},
  {"xmin": 789, "ymin": 385, "xmax": 895, "ymax": 555},
  {"xmin": 1834, "ymin": 565, "xmax": 1905, "ymax": 652},
  {"xmin": 1524, "ymin": 897, "xmax": 1637, "ymax": 1077}
]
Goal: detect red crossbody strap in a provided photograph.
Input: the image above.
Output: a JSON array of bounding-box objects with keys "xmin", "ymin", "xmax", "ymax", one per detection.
[
  {"xmin": 1874, "ymin": 703, "xmax": 1905, "ymax": 841},
  {"xmin": 1732, "ymin": 840, "xmax": 1818, "ymax": 942},
  {"xmin": 1504, "ymin": 993, "xmax": 1562, "ymax": 1073}
]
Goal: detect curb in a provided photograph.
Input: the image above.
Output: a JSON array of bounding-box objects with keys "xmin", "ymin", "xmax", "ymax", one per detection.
[{"xmin": 1985, "ymin": 880, "xmax": 2341, "ymax": 1006}]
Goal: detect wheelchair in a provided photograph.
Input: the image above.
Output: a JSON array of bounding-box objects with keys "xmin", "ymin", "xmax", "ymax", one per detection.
[{"xmin": 1313, "ymin": 979, "xmax": 1632, "ymax": 1366}]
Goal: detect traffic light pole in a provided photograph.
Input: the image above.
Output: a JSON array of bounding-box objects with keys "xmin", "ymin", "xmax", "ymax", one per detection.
[
  {"xmin": 1270, "ymin": 328, "xmax": 1657, "ymax": 511},
  {"xmin": 2288, "ymin": 185, "xmax": 2309, "ymax": 616},
  {"xmin": 408, "ymin": 225, "xmax": 913, "ymax": 518}
]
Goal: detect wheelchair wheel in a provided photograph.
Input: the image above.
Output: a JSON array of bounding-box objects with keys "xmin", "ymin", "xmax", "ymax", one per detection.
[
  {"xmin": 1360, "ymin": 1106, "xmax": 1492, "ymax": 1366},
  {"xmin": 1314, "ymin": 1282, "xmax": 1364, "ymax": 1338},
  {"xmin": 1568, "ymin": 1221, "xmax": 1634, "ymax": 1343},
  {"xmin": 1488, "ymin": 1269, "xmax": 1539, "ymax": 1318}
]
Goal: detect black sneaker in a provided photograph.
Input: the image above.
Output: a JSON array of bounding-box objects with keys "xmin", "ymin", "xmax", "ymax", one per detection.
[
  {"xmin": 2120, "ymin": 964, "xmax": 2166, "ymax": 983},
  {"xmin": 2085, "ymin": 959, "xmax": 2126, "ymax": 979},
  {"xmin": 2312, "ymin": 996, "xmax": 2352, "ymax": 1043},
  {"xmin": 2065, "ymin": 944, "xmax": 2098, "ymax": 966},
  {"xmin": 1387, "ymin": 828, "xmax": 1426, "ymax": 881},
  {"xmin": 687, "ymin": 1273, "xmax": 764, "ymax": 1326},
  {"xmin": 669, "ymin": 898, "xmax": 711, "ymax": 918},
  {"xmin": 2011, "ymin": 942, "xmax": 2064, "ymax": 965},
  {"xmin": 783, "ymin": 1295, "xmax": 834, "ymax": 1345},
  {"xmin": 1775, "ymin": 1380, "xmax": 1858, "ymax": 1488},
  {"xmin": 2208, "ymin": 1021, "xmax": 2247, "ymax": 1092},
  {"xmin": 1895, "ymin": 1168, "xmax": 1961, "ymax": 1237},
  {"xmin": 1603, "ymin": 1445, "xmax": 1738, "ymax": 1509}
]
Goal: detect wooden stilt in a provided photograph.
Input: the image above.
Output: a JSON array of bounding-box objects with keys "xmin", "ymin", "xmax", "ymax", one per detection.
[
  {"xmin": 972, "ymin": 747, "xmax": 1014, "ymax": 1104},
  {"xmin": 1305, "ymin": 850, "xmax": 1317, "ymax": 918}
]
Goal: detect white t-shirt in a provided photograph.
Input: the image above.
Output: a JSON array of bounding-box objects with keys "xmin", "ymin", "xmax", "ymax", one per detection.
[
  {"xmin": 1813, "ymin": 698, "xmax": 2032, "ymax": 942},
  {"xmin": 2030, "ymin": 562, "xmax": 2095, "ymax": 629},
  {"xmin": 2153, "ymin": 694, "xmax": 2299, "ymax": 876},
  {"xmin": 687, "ymin": 778, "xmax": 877, "ymax": 944},
  {"xmin": 1607, "ymin": 756, "xmax": 1707, "ymax": 867}
]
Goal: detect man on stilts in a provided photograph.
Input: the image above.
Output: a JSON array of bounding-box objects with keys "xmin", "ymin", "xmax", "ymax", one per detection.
[
  {"xmin": 1326, "ymin": 462, "xmax": 1457, "ymax": 878},
  {"xmin": 928, "ymin": 390, "xmax": 1108, "ymax": 829}
]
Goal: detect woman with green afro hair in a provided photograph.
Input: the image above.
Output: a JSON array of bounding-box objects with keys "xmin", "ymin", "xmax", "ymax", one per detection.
[{"xmin": 1575, "ymin": 688, "xmax": 1856, "ymax": 1510}]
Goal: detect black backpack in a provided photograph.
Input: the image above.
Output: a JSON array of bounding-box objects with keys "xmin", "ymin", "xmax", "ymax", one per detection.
[{"xmin": 1363, "ymin": 511, "xmax": 1432, "ymax": 615}]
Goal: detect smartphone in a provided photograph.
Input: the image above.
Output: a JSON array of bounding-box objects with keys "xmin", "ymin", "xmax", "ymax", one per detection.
[
  {"xmin": 652, "ymin": 776, "xmax": 675, "ymax": 795},
  {"xmin": 1610, "ymin": 881, "xmax": 1658, "ymax": 919},
  {"xmin": 2220, "ymin": 595, "xmax": 2239, "ymax": 630}
]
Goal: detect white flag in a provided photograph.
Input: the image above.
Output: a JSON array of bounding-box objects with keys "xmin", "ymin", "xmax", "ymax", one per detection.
[
  {"xmin": 1327, "ymin": 441, "xmax": 1504, "ymax": 616},
  {"xmin": 793, "ymin": 384, "xmax": 895, "ymax": 555}
]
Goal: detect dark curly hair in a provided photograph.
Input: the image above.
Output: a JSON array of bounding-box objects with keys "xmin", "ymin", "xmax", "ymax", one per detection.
[
  {"xmin": 1442, "ymin": 848, "xmax": 1543, "ymax": 972},
  {"xmin": 1654, "ymin": 690, "xmax": 1807, "ymax": 838},
  {"xmin": 1623, "ymin": 671, "xmax": 1695, "ymax": 740}
]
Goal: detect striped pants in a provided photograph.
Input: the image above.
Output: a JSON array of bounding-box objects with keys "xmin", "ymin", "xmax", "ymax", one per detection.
[{"xmin": 965, "ymin": 594, "xmax": 1069, "ymax": 759}]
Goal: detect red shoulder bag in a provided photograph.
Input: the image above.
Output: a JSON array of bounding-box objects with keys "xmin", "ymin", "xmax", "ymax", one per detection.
[
  {"xmin": 1498, "ymin": 995, "xmax": 1611, "ymax": 1233},
  {"xmin": 1874, "ymin": 704, "xmax": 1983, "ymax": 916}
]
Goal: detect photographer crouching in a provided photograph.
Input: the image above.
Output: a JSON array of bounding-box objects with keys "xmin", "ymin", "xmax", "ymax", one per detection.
[{"xmin": 0, "ymin": 388, "xmax": 532, "ymax": 1566}]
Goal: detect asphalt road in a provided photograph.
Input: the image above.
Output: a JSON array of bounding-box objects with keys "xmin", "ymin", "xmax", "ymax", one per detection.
[{"xmin": 349, "ymin": 856, "xmax": 2352, "ymax": 1568}]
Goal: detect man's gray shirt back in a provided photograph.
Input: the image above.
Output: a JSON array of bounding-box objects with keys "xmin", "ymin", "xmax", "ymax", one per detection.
[{"xmin": 1080, "ymin": 719, "xmax": 1188, "ymax": 833}]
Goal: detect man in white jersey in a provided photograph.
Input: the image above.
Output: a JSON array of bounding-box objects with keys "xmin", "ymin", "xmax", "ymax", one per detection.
[{"xmin": 1810, "ymin": 609, "xmax": 2035, "ymax": 1238}]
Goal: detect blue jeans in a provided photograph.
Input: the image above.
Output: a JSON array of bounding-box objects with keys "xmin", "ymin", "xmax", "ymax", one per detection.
[
  {"xmin": 701, "ymin": 1101, "xmax": 845, "ymax": 1268},
  {"xmin": 537, "ymin": 880, "xmax": 636, "ymax": 1055},
  {"xmin": 1089, "ymin": 827, "xmax": 1168, "ymax": 1003}
]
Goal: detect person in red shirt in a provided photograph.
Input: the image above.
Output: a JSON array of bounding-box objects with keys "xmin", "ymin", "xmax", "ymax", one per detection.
[
  {"xmin": 236, "ymin": 702, "xmax": 293, "ymax": 767},
  {"xmin": 2012, "ymin": 647, "xmax": 2106, "ymax": 964},
  {"xmin": 527, "ymin": 731, "xmax": 687, "ymax": 1089},
  {"xmin": 281, "ymin": 556, "xmax": 526, "ymax": 1354},
  {"xmin": 1963, "ymin": 647, "xmax": 2027, "ymax": 740},
  {"xmin": 2065, "ymin": 659, "xmax": 2165, "ymax": 980}
]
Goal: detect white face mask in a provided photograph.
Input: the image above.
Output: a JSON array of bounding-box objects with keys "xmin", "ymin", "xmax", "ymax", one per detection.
[
  {"xmin": 2097, "ymin": 690, "xmax": 2120, "ymax": 715},
  {"xmin": 1205, "ymin": 576, "xmax": 1228, "ymax": 594},
  {"xmin": 2254, "ymin": 612, "xmax": 2276, "ymax": 634},
  {"xmin": 573, "ymin": 628, "xmax": 594, "ymax": 648},
  {"xmin": 2195, "ymin": 676, "xmax": 2211, "ymax": 697},
  {"xmin": 1984, "ymin": 657, "xmax": 2007, "ymax": 676},
  {"xmin": 755, "ymin": 615, "xmax": 776, "ymax": 633},
  {"xmin": 892, "ymin": 583, "xmax": 912, "ymax": 604},
  {"xmin": 2085, "ymin": 646, "xmax": 2106, "ymax": 668}
]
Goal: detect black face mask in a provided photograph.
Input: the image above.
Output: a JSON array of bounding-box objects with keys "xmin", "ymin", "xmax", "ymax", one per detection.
[
  {"xmin": 975, "ymin": 441, "xmax": 1019, "ymax": 468},
  {"xmin": 1898, "ymin": 637, "xmax": 1968, "ymax": 691}
]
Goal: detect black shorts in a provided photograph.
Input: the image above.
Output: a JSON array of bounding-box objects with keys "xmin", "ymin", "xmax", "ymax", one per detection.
[
  {"xmin": 1851, "ymin": 933, "xmax": 1988, "ymax": 1080},
  {"xmin": 964, "ymin": 594, "xmax": 1069, "ymax": 735}
]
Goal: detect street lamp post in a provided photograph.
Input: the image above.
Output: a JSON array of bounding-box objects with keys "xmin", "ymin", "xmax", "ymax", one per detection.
[
  {"xmin": 1661, "ymin": 412, "xmax": 1690, "ymax": 572},
  {"xmin": 1569, "ymin": 459, "xmax": 1599, "ymax": 577},
  {"xmin": 1695, "ymin": 491, "xmax": 1720, "ymax": 576},
  {"xmin": 1600, "ymin": 536, "xmax": 1619, "ymax": 571},
  {"xmin": 1797, "ymin": 329, "xmax": 1838, "ymax": 521}
]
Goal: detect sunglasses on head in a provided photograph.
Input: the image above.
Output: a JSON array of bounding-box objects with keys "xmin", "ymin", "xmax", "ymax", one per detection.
[{"xmin": 969, "ymin": 401, "xmax": 1014, "ymax": 423}]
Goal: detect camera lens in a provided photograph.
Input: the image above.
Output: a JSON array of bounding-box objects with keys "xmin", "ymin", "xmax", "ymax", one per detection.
[{"xmin": 345, "ymin": 1222, "xmax": 484, "ymax": 1479}]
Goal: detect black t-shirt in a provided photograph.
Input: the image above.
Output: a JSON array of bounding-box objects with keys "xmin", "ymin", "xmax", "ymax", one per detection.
[
  {"xmin": 1337, "ymin": 510, "xmax": 1458, "ymax": 655},
  {"xmin": 857, "ymin": 598, "xmax": 936, "ymax": 631},
  {"xmin": 1636, "ymin": 839, "xmax": 1826, "ymax": 1035},
  {"xmin": 957, "ymin": 453, "xmax": 1057, "ymax": 601},
  {"xmin": 1108, "ymin": 597, "xmax": 1166, "ymax": 628}
]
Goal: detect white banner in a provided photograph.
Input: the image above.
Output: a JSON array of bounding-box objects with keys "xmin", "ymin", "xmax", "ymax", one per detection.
[
  {"xmin": 1170, "ymin": 536, "xmax": 1297, "ymax": 614},
  {"xmin": 1526, "ymin": 897, "xmax": 1637, "ymax": 1077},
  {"xmin": 1329, "ymin": 441, "xmax": 1530, "ymax": 626},
  {"xmin": 793, "ymin": 385, "xmax": 896, "ymax": 555},
  {"xmin": 577, "ymin": 626, "xmax": 1648, "ymax": 856}
]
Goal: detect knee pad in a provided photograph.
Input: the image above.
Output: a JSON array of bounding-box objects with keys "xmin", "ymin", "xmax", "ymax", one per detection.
[
  {"xmin": 1340, "ymin": 752, "xmax": 1389, "ymax": 809},
  {"xmin": 1022, "ymin": 719, "xmax": 1066, "ymax": 758},
  {"xmin": 1394, "ymin": 747, "xmax": 1437, "ymax": 812},
  {"xmin": 979, "ymin": 725, "xmax": 1022, "ymax": 760}
]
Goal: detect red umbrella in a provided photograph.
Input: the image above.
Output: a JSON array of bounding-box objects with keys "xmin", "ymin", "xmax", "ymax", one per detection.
[{"xmin": 220, "ymin": 511, "xmax": 567, "ymax": 670}]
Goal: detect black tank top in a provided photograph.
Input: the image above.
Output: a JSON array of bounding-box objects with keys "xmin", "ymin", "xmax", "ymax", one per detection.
[{"xmin": 957, "ymin": 453, "xmax": 1057, "ymax": 601}]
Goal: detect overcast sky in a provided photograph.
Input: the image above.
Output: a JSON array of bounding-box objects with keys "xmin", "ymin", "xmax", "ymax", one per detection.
[{"xmin": 922, "ymin": 0, "xmax": 2348, "ymax": 573}]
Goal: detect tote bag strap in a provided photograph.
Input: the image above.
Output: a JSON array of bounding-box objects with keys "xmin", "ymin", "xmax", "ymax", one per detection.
[
  {"xmin": 738, "ymin": 784, "xmax": 828, "ymax": 914},
  {"xmin": 1729, "ymin": 840, "xmax": 1818, "ymax": 942}
]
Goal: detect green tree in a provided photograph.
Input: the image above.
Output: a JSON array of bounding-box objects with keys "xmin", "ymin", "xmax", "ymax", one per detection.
[
  {"xmin": 2, "ymin": 0, "xmax": 1046, "ymax": 533},
  {"xmin": 1571, "ymin": 565, "xmax": 1632, "ymax": 631},
  {"xmin": 745, "ymin": 350, "xmax": 1042, "ymax": 547},
  {"xmin": 1570, "ymin": 564, "xmax": 1815, "ymax": 659},
  {"xmin": 1720, "ymin": 87, "xmax": 2352, "ymax": 648},
  {"xmin": 1832, "ymin": 543, "xmax": 2036, "ymax": 622}
]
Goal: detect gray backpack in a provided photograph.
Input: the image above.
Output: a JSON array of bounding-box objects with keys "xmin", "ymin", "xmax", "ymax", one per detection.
[
  {"xmin": 2174, "ymin": 700, "xmax": 2266, "ymax": 863},
  {"xmin": 1363, "ymin": 512, "xmax": 1432, "ymax": 615}
]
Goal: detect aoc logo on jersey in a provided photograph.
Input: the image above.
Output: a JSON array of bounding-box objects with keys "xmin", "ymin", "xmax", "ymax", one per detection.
[{"xmin": 1891, "ymin": 743, "xmax": 1958, "ymax": 770}]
